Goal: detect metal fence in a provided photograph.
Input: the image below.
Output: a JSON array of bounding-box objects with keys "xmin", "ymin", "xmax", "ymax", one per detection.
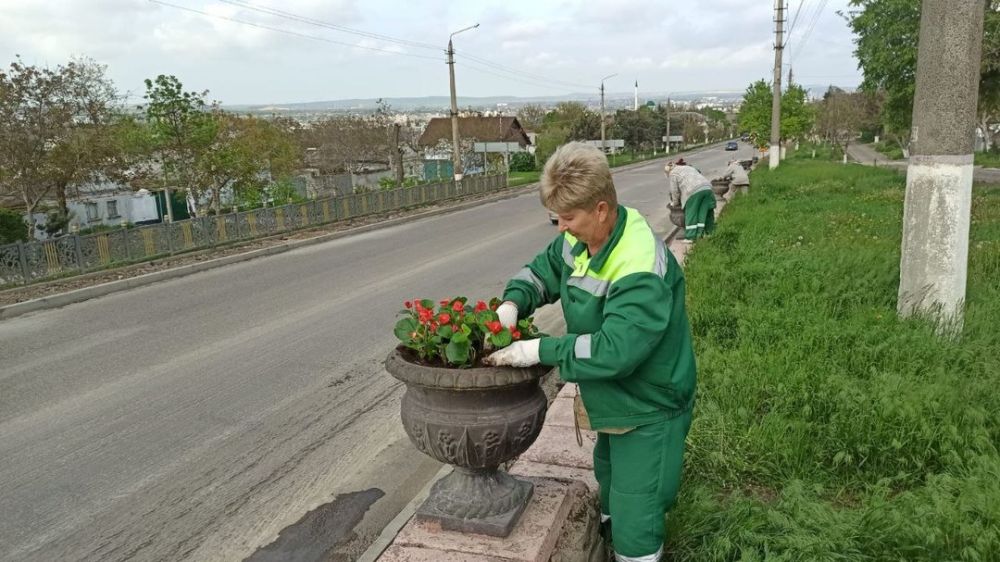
[{"xmin": 0, "ymin": 174, "xmax": 508, "ymax": 287}]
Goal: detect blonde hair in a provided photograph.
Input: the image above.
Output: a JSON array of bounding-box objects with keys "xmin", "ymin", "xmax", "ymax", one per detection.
[{"xmin": 539, "ymin": 142, "xmax": 618, "ymax": 213}]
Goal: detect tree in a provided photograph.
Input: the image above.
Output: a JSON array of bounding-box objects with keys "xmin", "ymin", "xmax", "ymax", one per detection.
[
  {"xmin": 738, "ymin": 80, "xmax": 776, "ymax": 147},
  {"xmin": 515, "ymin": 104, "xmax": 547, "ymax": 131},
  {"xmin": 781, "ymin": 84, "xmax": 815, "ymax": 140},
  {"xmin": 0, "ymin": 57, "xmax": 120, "ymax": 239},
  {"xmin": 737, "ymin": 80, "xmax": 815, "ymax": 148},
  {"xmin": 0, "ymin": 208, "xmax": 27, "ymax": 244},
  {"xmin": 139, "ymin": 75, "xmax": 218, "ymax": 217},
  {"xmin": 845, "ymin": 0, "xmax": 1000, "ymax": 144},
  {"xmin": 816, "ymin": 88, "xmax": 880, "ymax": 155},
  {"xmin": 614, "ymin": 106, "xmax": 658, "ymax": 151},
  {"xmin": 196, "ymin": 112, "xmax": 301, "ymax": 213}
]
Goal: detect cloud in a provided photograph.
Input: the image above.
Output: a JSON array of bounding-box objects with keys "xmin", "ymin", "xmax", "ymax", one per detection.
[{"xmin": 660, "ymin": 41, "xmax": 773, "ymax": 70}]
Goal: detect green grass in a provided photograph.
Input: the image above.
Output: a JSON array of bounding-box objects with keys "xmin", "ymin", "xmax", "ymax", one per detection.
[
  {"xmin": 872, "ymin": 140, "xmax": 905, "ymax": 160},
  {"xmin": 975, "ymin": 150, "xmax": 1000, "ymax": 169},
  {"xmin": 670, "ymin": 156, "xmax": 1000, "ymax": 560},
  {"xmin": 507, "ymin": 170, "xmax": 541, "ymax": 187}
]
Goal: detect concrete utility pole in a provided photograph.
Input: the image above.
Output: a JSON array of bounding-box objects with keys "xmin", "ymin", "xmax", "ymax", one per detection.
[
  {"xmin": 769, "ymin": 0, "xmax": 784, "ymax": 170},
  {"xmin": 897, "ymin": 0, "xmax": 986, "ymax": 334},
  {"xmin": 447, "ymin": 23, "xmax": 479, "ymax": 182},
  {"xmin": 393, "ymin": 123, "xmax": 404, "ymax": 186},
  {"xmin": 665, "ymin": 97, "xmax": 671, "ymax": 155},
  {"xmin": 600, "ymin": 73, "xmax": 617, "ymax": 153}
]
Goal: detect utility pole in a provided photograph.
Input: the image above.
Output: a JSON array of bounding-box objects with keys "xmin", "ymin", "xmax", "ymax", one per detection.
[
  {"xmin": 897, "ymin": 0, "xmax": 986, "ymax": 334},
  {"xmin": 447, "ymin": 23, "xmax": 479, "ymax": 183},
  {"xmin": 769, "ymin": 0, "xmax": 784, "ymax": 170},
  {"xmin": 393, "ymin": 123, "xmax": 404, "ymax": 186},
  {"xmin": 600, "ymin": 74, "xmax": 617, "ymax": 154},
  {"xmin": 665, "ymin": 97, "xmax": 671, "ymax": 155},
  {"xmin": 634, "ymin": 80, "xmax": 638, "ymax": 111}
]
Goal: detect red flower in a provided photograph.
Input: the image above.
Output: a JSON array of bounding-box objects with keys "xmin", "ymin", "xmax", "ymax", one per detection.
[
  {"xmin": 440, "ymin": 299, "xmax": 450, "ymax": 306},
  {"xmin": 486, "ymin": 321, "xmax": 503, "ymax": 335},
  {"xmin": 430, "ymin": 321, "xmax": 439, "ymax": 331},
  {"xmin": 474, "ymin": 300, "xmax": 488, "ymax": 313},
  {"xmin": 512, "ymin": 330, "xmax": 521, "ymax": 340},
  {"xmin": 404, "ymin": 301, "xmax": 412, "ymax": 309},
  {"xmin": 418, "ymin": 309, "xmax": 433, "ymax": 323},
  {"xmin": 438, "ymin": 313, "xmax": 451, "ymax": 324},
  {"xmin": 452, "ymin": 301, "xmax": 464, "ymax": 312}
]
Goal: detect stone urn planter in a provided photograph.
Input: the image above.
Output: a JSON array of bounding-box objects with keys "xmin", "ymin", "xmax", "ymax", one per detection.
[
  {"xmin": 711, "ymin": 178, "xmax": 731, "ymax": 202},
  {"xmin": 668, "ymin": 204, "xmax": 686, "ymax": 239},
  {"xmin": 385, "ymin": 347, "xmax": 549, "ymax": 537}
]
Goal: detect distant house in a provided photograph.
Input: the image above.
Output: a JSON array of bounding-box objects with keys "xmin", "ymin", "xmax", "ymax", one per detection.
[
  {"xmin": 418, "ymin": 116, "xmax": 531, "ymax": 180},
  {"xmin": 27, "ymin": 180, "xmax": 160, "ymax": 240}
]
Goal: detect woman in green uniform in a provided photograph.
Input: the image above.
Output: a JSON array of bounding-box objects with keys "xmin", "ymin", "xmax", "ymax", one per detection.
[
  {"xmin": 486, "ymin": 142, "xmax": 697, "ymax": 562},
  {"xmin": 665, "ymin": 159, "xmax": 715, "ymax": 240}
]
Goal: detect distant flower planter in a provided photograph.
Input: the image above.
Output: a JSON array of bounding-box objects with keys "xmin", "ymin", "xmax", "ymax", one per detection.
[
  {"xmin": 711, "ymin": 178, "xmax": 731, "ymax": 202},
  {"xmin": 667, "ymin": 205, "xmax": 686, "ymax": 239},
  {"xmin": 385, "ymin": 347, "xmax": 548, "ymax": 537}
]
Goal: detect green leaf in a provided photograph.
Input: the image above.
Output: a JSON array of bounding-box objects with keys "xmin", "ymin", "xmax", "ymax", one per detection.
[
  {"xmin": 394, "ymin": 317, "xmax": 418, "ymax": 341},
  {"xmin": 437, "ymin": 325, "xmax": 454, "ymax": 339},
  {"xmin": 420, "ymin": 299, "xmax": 434, "ymax": 310},
  {"xmin": 446, "ymin": 339, "xmax": 471, "ymax": 365},
  {"xmin": 492, "ymin": 330, "xmax": 513, "ymax": 348},
  {"xmin": 452, "ymin": 332, "xmax": 469, "ymax": 344}
]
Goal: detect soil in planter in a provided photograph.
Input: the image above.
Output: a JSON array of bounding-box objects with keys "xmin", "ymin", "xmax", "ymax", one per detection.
[{"xmin": 397, "ymin": 344, "xmax": 519, "ymax": 370}]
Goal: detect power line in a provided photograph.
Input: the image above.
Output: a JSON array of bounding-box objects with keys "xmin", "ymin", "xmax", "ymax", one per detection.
[
  {"xmin": 454, "ymin": 51, "xmax": 593, "ymax": 91},
  {"xmin": 792, "ymin": 0, "xmax": 829, "ymax": 63},
  {"xmin": 784, "ymin": 0, "xmax": 807, "ymax": 46},
  {"xmin": 456, "ymin": 62, "xmax": 582, "ymax": 94},
  {"xmin": 215, "ymin": 0, "xmax": 441, "ymax": 52},
  {"xmin": 207, "ymin": 0, "xmax": 596, "ymax": 93},
  {"xmin": 147, "ymin": 0, "xmax": 442, "ymax": 61}
]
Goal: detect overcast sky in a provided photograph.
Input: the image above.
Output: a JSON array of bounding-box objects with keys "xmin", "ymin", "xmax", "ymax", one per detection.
[{"xmin": 1, "ymin": 0, "xmax": 864, "ymax": 106}]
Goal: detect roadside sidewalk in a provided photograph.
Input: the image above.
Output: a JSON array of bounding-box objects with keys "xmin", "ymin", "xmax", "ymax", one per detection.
[{"xmin": 846, "ymin": 143, "xmax": 1000, "ymax": 184}]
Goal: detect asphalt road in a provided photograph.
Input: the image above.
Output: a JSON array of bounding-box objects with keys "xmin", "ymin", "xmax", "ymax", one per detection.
[{"xmin": 0, "ymin": 142, "xmax": 755, "ymax": 562}]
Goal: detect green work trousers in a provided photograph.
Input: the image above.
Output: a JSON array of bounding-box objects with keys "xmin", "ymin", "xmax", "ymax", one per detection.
[
  {"xmin": 683, "ymin": 190, "xmax": 716, "ymax": 240},
  {"xmin": 593, "ymin": 410, "xmax": 693, "ymax": 560}
]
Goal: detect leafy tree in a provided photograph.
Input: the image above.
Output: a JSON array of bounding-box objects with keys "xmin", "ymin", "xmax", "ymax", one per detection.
[
  {"xmin": 0, "ymin": 57, "xmax": 122, "ymax": 238},
  {"xmin": 135, "ymin": 75, "xmax": 302, "ymax": 215},
  {"xmin": 738, "ymin": 80, "xmax": 776, "ymax": 147},
  {"xmin": 515, "ymin": 104, "xmax": 547, "ymax": 131},
  {"xmin": 781, "ymin": 84, "xmax": 815, "ymax": 140},
  {"xmin": 508, "ymin": 152, "xmax": 535, "ymax": 172},
  {"xmin": 0, "ymin": 208, "xmax": 27, "ymax": 244},
  {"xmin": 738, "ymin": 80, "xmax": 815, "ymax": 147},
  {"xmin": 138, "ymin": 75, "xmax": 218, "ymax": 217},
  {"xmin": 614, "ymin": 106, "xmax": 659, "ymax": 151},
  {"xmin": 844, "ymin": 0, "xmax": 1000, "ymax": 144},
  {"xmin": 197, "ymin": 112, "xmax": 301, "ymax": 213},
  {"xmin": 816, "ymin": 88, "xmax": 881, "ymax": 155}
]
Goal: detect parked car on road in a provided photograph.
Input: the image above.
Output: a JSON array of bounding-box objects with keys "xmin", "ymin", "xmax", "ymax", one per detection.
[{"xmin": 725, "ymin": 141, "xmax": 739, "ymax": 151}]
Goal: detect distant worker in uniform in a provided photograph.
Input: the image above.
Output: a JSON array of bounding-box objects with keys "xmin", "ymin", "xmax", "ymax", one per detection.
[
  {"xmin": 723, "ymin": 159, "xmax": 750, "ymax": 194},
  {"xmin": 665, "ymin": 159, "xmax": 715, "ymax": 240}
]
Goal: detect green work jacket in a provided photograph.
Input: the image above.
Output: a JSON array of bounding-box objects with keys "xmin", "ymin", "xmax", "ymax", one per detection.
[{"xmin": 504, "ymin": 206, "xmax": 697, "ymax": 430}]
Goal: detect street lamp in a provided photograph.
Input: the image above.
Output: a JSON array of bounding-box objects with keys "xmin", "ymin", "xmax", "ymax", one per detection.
[
  {"xmin": 447, "ymin": 23, "xmax": 479, "ymax": 182},
  {"xmin": 600, "ymin": 73, "xmax": 617, "ymax": 154}
]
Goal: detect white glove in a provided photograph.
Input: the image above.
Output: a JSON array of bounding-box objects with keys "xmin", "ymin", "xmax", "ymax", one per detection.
[
  {"xmin": 484, "ymin": 339, "xmax": 541, "ymax": 368},
  {"xmin": 496, "ymin": 301, "xmax": 519, "ymax": 329}
]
